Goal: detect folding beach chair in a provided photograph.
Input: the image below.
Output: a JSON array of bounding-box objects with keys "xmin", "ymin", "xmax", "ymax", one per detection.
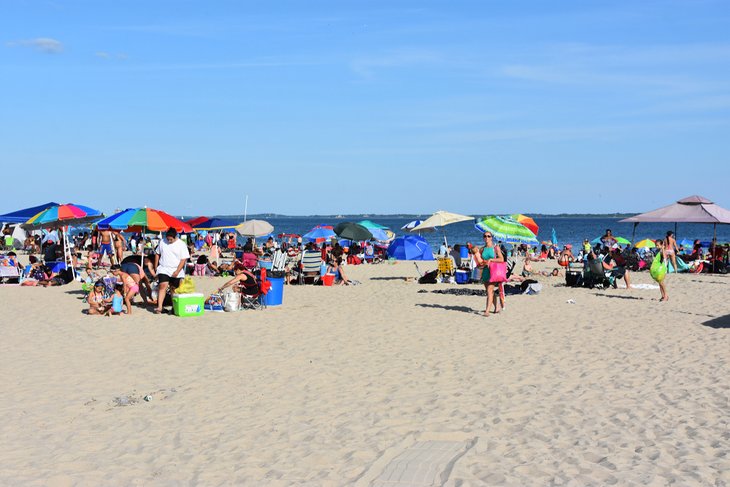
[
  {"xmin": 584, "ymin": 258, "xmax": 613, "ymax": 289},
  {"xmin": 299, "ymin": 249, "xmax": 323, "ymax": 284},
  {"xmin": 437, "ymin": 257, "xmax": 455, "ymax": 282}
]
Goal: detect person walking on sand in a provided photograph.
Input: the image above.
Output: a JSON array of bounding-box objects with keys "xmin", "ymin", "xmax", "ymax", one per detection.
[
  {"xmin": 112, "ymin": 231, "xmax": 126, "ymax": 265},
  {"xmin": 664, "ymin": 231, "xmax": 680, "ymax": 273},
  {"xmin": 98, "ymin": 229, "xmax": 116, "ymax": 266},
  {"xmin": 471, "ymin": 232, "xmax": 505, "ymax": 316},
  {"xmin": 153, "ymin": 228, "xmax": 190, "ymax": 314}
]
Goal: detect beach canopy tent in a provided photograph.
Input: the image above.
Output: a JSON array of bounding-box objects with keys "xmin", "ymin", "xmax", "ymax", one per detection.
[
  {"xmin": 0, "ymin": 202, "xmax": 60, "ymax": 223},
  {"xmin": 387, "ymin": 235, "xmax": 435, "ymax": 261},
  {"xmin": 619, "ymin": 195, "xmax": 730, "ymax": 247}
]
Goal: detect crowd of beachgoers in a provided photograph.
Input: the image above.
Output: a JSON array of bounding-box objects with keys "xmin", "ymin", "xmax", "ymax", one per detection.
[{"xmin": 2, "ymin": 223, "xmax": 729, "ymax": 317}]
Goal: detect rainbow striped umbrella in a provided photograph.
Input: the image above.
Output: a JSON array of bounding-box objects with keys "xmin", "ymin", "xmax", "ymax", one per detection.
[
  {"xmin": 474, "ymin": 215, "xmax": 538, "ymax": 244},
  {"xmin": 510, "ymin": 214, "xmax": 539, "ymax": 236},
  {"xmin": 96, "ymin": 207, "xmax": 192, "ymax": 233},
  {"xmin": 24, "ymin": 203, "xmax": 103, "ymax": 229}
]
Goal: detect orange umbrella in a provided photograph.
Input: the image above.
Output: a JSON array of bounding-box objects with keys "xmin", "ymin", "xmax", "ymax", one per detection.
[{"xmin": 511, "ymin": 214, "xmax": 539, "ymax": 236}]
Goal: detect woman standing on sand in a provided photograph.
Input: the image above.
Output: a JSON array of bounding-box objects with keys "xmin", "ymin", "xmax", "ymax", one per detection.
[
  {"xmin": 472, "ymin": 232, "xmax": 504, "ymax": 316},
  {"xmin": 664, "ymin": 231, "xmax": 680, "ymax": 273},
  {"xmin": 654, "ymin": 239, "xmax": 669, "ymax": 302}
]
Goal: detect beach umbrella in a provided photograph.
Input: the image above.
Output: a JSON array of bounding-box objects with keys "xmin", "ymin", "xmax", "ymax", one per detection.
[
  {"xmin": 413, "ymin": 210, "xmax": 471, "ymax": 247},
  {"xmin": 24, "ymin": 203, "xmax": 104, "ymax": 229},
  {"xmin": 678, "ymin": 238, "xmax": 695, "ymax": 248},
  {"xmin": 191, "ymin": 217, "xmax": 241, "ymax": 231},
  {"xmin": 401, "ymin": 220, "xmax": 435, "ymax": 234},
  {"xmin": 635, "ymin": 239, "xmax": 656, "ymax": 249},
  {"xmin": 511, "ymin": 214, "xmax": 539, "ymax": 236},
  {"xmin": 474, "ymin": 215, "xmax": 539, "ymax": 245},
  {"xmin": 0, "ymin": 202, "xmax": 60, "ymax": 223},
  {"xmin": 591, "ymin": 236, "xmax": 631, "ymax": 246},
  {"xmin": 184, "ymin": 216, "xmax": 209, "ymax": 227},
  {"xmin": 334, "ymin": 222, "xmax": 373, "ymax": 241},
  {"xmin": 96, "ymin": 207, "xmax": 192, "ymax": 232},
  {"xmin": 236, "ymin": 219, "xmax": 274, "ymax": 237},
  {"xmin": 303, "ymin": 225, "xmax": 336, "ymax": 243},
  {"xmin": 551, "ymin": 228, "xmax": 558, "ymax": 246},
  {"xmin": 387, "ymin": 235, "xmax": 435, "ymax": 261},
  {"xmin": 358, "ymin": 219, "xmax": 389, "ymax": 230}
]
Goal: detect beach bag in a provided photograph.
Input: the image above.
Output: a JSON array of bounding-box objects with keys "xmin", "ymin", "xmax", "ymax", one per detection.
[
  {"xmin": 418, "ymin": 269, "xmax": 439, "ymax": 284},
  {"xmin": 222, "ymin": 292, "xmax": 240, "ymax": 312},
  {"xmin": 205, "ymin": 293, "xmax": 224, "ymax": 312},
  {"xmin": 650, "ymin": 254, "xmax": 667, "ymax": 282},
  {"xmin": 488, "ymin": 261, "xmax": 507, "ymax": 283},
  {"xmin": 177, "ymin": 276, "xmax": 195, "ymax": 293}
]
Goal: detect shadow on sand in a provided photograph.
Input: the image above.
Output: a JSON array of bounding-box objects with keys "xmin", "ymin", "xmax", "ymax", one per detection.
[
  {"xmin": 701, "ymin": 314, "xmax": 730, "ymax": 329},
  {"xmin": 416, "ymin": 303, "xmax": 480, "ymax": 315}
]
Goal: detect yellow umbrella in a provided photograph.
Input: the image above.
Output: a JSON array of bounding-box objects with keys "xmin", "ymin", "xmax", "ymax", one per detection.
[{"xmin": 635, "ymin": 238, "xmax": 656, "ymax": 249}]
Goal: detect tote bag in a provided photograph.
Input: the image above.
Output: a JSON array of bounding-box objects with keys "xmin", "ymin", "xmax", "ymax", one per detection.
[{"xmin": 488, "ymin": 261, "xmax": 507, "ymax": 283}]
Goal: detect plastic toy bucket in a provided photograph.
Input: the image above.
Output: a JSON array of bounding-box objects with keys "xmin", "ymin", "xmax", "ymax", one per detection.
[{"xmin": 322, "ymin": 274, "xmax": 335, "ymax": 286}]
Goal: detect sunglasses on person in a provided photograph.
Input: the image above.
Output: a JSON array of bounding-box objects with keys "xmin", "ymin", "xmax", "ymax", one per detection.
[{"xmin": 483, "ymin": 234, "xmax": 493, "ymax": 239}]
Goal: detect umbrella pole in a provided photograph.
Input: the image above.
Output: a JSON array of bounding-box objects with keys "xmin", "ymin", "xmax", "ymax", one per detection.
[
  {"xmin": 631, "ymin": 223, "xmax": 637, "ymax": 245},
  {"xmin": 712, "ymin": 223, "xmax": 717, "ymax": 268}
]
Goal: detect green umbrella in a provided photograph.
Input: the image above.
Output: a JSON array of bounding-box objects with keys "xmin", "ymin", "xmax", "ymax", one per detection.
[
  {"xmin": 474, "ymin": 215, "xmax": 538, "ymax": 244},
  {"xmin": 334, "ymin": 222, "xmax": 373, "ymax": 241},
  {"xmin": 357, "ymin": 219, "xmax": 389, "ymax": 230}
]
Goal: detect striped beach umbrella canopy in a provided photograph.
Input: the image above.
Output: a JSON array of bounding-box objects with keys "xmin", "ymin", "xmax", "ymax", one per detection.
[
  {"xmin": 474, "ymin": 215, "xmax": 538, "ymax": 244},
  {"xmin": 96, "ymin": 207, "xmax": 193, "ymax": 232},
  {"xmin": 187, "ymin": 216, "xmax": 242, "ymax": 231},
  {"xmin": 24, "ymin": 203, "xmax": 103, "ymax": 229},
  {"xmin": 510, "ymin": 214, "xmax": 539, "ymax": 236},
  {"xmin": 591, "ymin": 236, "xmax": 631, "ymax": 246}
]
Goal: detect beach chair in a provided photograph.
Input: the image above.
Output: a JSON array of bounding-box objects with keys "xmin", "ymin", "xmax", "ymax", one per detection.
[
  {"xmin": 240, "ymin": 269, "xmax": 268, "ymax": 310},
  {"xmin": 437, "ymin": 257, "xmax": 455, "ymax": 282},
  {"xmin": 299, "ymin": 250, "xmax": 322, "ymax": 284},
  {"xmin": 271, "ymin": 249, "xmax": 287, "ymax": 273},
  {"xmin": 584, "ymin": 258, "xmax": 613, "ymax": 289}
]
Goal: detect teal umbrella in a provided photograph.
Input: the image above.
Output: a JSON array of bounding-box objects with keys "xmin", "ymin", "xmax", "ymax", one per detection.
[{"xmin": 474, "ymin": 215, "xmax": 538, "ymax": 244}]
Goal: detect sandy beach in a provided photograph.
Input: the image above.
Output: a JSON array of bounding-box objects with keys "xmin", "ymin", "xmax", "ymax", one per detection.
[{"xmin": 1, "ymin": 260, "xmax": 728, "ymax": 486}]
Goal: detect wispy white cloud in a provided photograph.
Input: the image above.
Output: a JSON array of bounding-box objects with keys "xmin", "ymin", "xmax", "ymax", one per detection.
[
  {"xmin": 350, "ymin": 48, "xmax": 443, "ymax": 79},
  {"xmin": 6, "ymin": 37, "xmax": 63, "ymax": 54},
  {"xmin": 95, "ymin": 51, "xmax": 128, "ymax": 60}
]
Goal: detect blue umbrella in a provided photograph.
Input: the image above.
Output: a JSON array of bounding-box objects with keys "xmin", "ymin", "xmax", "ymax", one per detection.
[
  {"xmin": 387, "ymin": 235, "xmax": 435, "ymax": 261},
  {"xmin": 678, "ymin": 238, "xmax": 694, "ymax": 248},
  {"xmin": 303, "ymin": 225, "xmax": 336, "ymax": 243},
  {"xmin": 0, "ymin": 202, "xmax": 60, "ymax": 223}
]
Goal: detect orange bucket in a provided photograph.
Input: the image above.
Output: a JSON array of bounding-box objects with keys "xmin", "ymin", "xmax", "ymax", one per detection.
[{"xmin": 322, "ymin": 274, "xmax": 335, "ymax": 286}]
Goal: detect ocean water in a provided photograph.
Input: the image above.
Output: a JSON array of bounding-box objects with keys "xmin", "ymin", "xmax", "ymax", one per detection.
[{"xmin": 240, "ymin": 216, "xmax": 730, "ymax": 250}]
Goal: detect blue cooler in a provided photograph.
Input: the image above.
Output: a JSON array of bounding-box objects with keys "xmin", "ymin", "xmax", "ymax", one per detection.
[
  {"xmin": 459, "ymin": 246, "xmax": 469, "ymax": 259},
  {"xmin": 263, "ymin": 277, "xmax": 284, "ymax": 306},
  {"xmin": 455, "ymin": 270, "xmax": 469, "ymax": 284}
]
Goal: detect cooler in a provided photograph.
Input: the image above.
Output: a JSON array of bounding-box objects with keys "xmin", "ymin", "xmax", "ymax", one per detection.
[
  {"xmin": 455, "ymin": 269, "xmax": 469, "ymax": 284},
  {"xmin": 262, "ymin": 277, "xmax": 284, "ymax": 306},
  {"xmin": 172, "ymin": 293, "xmax": 205, "ymax": 317}
]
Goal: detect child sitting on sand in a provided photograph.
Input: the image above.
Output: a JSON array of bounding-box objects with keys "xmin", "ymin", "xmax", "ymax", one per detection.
[
  {"xmin": 88, "ymin": 280, "xmax": 110, "ymax": 315},
  {"xmin": 111, "ymin": 264, "xmax": 139, "ymax": 315},
  {"xmin": 107, "ymin": 284, "xmax": 125, "ymax": 316}
]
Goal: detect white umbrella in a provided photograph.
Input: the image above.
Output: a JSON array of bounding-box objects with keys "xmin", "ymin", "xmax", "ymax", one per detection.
[
  {"xmin": 412, "ymin": 210, "xmax": 472, "ymax": 248},
  {"xmin": 236, "ymin": 219, "xmax": 274, "ymax": 237}
]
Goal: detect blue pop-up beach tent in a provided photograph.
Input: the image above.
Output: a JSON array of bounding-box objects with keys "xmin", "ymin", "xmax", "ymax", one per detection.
[
  {"xmin": 0, "ymin": 202, "xmax": 60, "ymax": 223},
  {"xmin": 387, "ymin": 235, "xmax": 435, "ymax": 261}
]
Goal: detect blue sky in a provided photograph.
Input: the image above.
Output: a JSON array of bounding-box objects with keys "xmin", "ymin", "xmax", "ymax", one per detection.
[{"xmin": 2, "ymin": 0, "xmax": 729, "ymax": 216}]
